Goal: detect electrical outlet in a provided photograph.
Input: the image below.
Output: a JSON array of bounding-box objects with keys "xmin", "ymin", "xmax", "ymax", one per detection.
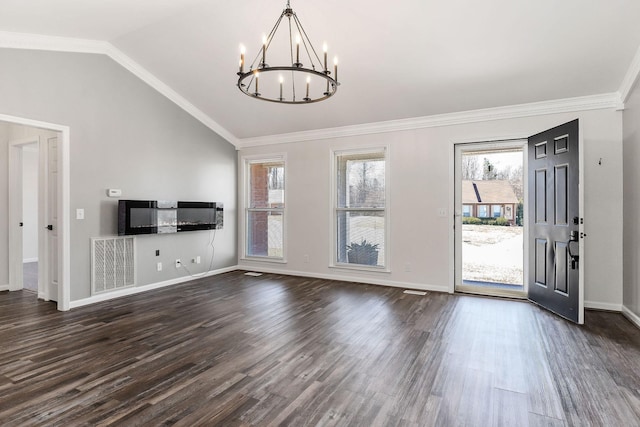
[
  {"xmin": 437, "ymin": 208, "xmax": 447, "ymax": 217},
  {"xmin": 157, "ymin": 262, "xmax": 162, "ymax": 272},
  {"xmin": 303, "ymin": 254, "xmax": 310, "ymax": 263},
  {"xmin": 175, "ymin": 259, "xmax": 181, "ymax": 268},
  {"xmin": 196, "ymin": 256, "xmax": 201, "ymax": 264},
  {"xmin": 404, "ymin": 262, "xmax": 411, "ymax": 272}
]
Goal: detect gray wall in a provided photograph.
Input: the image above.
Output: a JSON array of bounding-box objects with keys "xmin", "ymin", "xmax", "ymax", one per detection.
[
  {"xmin": 239, "ymin": 108, "xmax": 624, "ymax": 309},
  {"xmin": 623, "ymin": 81, "xmax": 640, "ymax": 318},
  {"xmin": 0, "ymin": 48, "xmax": 237, "ymax": 301}
]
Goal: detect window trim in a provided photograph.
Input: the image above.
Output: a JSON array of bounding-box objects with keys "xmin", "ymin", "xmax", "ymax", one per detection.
[
  {"xmin": 330, "ymin": 146, "xmax": 390, "ymax": 272},
  {"xmin": 240, "ymin": 154, "xmax": 287, "ymax": 263}
]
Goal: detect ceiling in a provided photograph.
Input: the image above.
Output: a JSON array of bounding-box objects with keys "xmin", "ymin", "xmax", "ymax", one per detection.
[{"xmin": 1, "ymin": 0, "xmax": 640, "ymax": 141}]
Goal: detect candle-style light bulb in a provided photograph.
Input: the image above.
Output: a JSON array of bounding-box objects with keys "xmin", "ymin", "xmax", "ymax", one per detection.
[
  {"xmin": 323, "ymin": 42, "xmax": 328, "ymax": 72},
  {"xmin": 306, "ymin": 76, "xmax": 311, "ymax": 99},
  {"xmin": 255, "ymin": 72, "xmax": 260, "ymax": 95},
  {"xmin": 334, "ymin": 57, "xmax": 338, "ymax": 83},
  {"xmin": 261, "ymin": 34, "xmax": 267, "ymax": 67},
  {"xmin": 279, "ymin": 75, "xmax": 284, "ymax": 100},
  {"xmin": 295, "ymin": 34, "xmax": 301, "ymax": 65},
  {"xmin": 239, "ymin": 44, "xmax": 245, "ymax": 74}
]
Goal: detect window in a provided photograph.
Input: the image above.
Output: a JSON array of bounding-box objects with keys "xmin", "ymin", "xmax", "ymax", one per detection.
[
  {"xmin": 246, "ymin": 159, "xmax": 285, "ymax": 259},
  {"xmin": 334, "ymin": 149, "xmax": 386, "ymax": 268},
  {"xmin": 477, "ymin": 205, "xmax": 489, "ymax": 218},
  {"xmin": 462, "ymin": 205, "xmax": 472, "ymax": 217},
  {"xmin": 492, "ymin": 205, "xmax": 502, "ymax": 218}
]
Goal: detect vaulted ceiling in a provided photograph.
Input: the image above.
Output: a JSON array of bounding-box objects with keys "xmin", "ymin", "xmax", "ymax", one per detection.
[{"xmin": 1, "ymin": 0, "xmax": 640, "ymax": 143}]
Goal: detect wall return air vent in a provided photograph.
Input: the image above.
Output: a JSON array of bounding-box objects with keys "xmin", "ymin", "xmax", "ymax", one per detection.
[{"xmin": 91, "ymin": 236, "xmax": 136, "ymax": 295}]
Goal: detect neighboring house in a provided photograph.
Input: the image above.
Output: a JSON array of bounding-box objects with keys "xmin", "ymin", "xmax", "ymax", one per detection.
[{"xmin": 462, "ymin": 180, "xmax": 519, "ymax": 225}]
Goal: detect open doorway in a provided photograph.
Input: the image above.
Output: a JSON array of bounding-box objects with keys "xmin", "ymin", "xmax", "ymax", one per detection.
[
  {"xmin": 22, "ymin": 143, "xmax": 39, "ymax": 295},
  {"xmin": 455, "ymin": 141, "xmax": 527, "ymax": 298},
  {"xmin": 5, "ymin": 116, "xmax": 70, "ymax": 311}
]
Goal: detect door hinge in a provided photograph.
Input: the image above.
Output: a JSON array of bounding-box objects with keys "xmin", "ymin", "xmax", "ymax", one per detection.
[
  {"xmin": 19, "ymin": 222, "xmax": 23, "ymax": 227},
  {"xmin": 46, "ymin": 224, "xmax": 53, "ymax": 230}
]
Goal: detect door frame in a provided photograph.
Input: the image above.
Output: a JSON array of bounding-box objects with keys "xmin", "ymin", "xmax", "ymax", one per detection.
[
  {"xmin": 448, "ymin": 126, "xmax": 584, "ymax": 323},
  {"xmin": 5, "ymin": 114, "xmax": 70, "ymax": 311},
  {"xmin": 452, "ymin": 139, "xmax": 529, "ymax": 298}
]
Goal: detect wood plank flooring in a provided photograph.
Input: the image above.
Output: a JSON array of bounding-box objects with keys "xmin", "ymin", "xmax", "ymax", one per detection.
[{"xmin": 1, "ymin": 271, "xmax": 640, "ymax": 426}]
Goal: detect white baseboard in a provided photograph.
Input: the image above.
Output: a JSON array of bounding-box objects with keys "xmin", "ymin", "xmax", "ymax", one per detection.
[
  {"xmin": 0, "ymin": 284, "xmax": 9, "ymax": 292},
  {"xmin": 237, "ymin": 265, "xmax": 448, "ymax": 293},
  {"xmin": 69, "ymin": 265, "xmax": 238, "ymax": 309},
  {"xmin": 584, "ymin": 300, "xmax": 622, "ymax": 312},
  {"xmin": 622, "ymin": 305, "xmax": 640, "ymax": 330},
  {"xmin": 23, "ymin": 257, "xmax": 38, "ymax": 263}
]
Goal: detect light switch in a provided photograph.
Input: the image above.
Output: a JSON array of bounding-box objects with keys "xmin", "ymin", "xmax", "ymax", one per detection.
[{"xmin": 76, "ymin": 209, "xmax": 85, "ymax": 220}]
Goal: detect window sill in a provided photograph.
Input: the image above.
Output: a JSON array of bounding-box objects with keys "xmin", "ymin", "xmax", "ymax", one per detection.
[
  {"xmin": 240, "ymin": 256, "xmax": 287, "ymax": 264},
  {"xmin": 329, "ymin": 263, "xmax": 391, "ymax": 273}
]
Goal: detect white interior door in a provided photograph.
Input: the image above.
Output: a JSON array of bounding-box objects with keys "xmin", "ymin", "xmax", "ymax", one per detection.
[
  {"xmin": 3, "ymin": 115, "xmax": 70, "ymax": 311},
  {"xmin": 43, "ymin": 135, "xmax": 59, "ymax": 302}
]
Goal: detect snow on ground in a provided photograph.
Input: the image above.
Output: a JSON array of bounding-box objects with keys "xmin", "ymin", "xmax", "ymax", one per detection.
[{"xmin": 462, "ymin": 224, "xmax": 523, "ymax": 285}]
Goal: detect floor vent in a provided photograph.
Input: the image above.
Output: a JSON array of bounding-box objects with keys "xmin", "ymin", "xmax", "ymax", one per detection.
[
  {"xmin": 244, "ymin": 272, "xmax": 263, "ymax": 277},
  {"xmin": 91, "ymin": 237, "xmax": 136, "ymax": 295},
  {"xmin": 403, "ymin": 290, "xmax": 427, "ymax": 296}
]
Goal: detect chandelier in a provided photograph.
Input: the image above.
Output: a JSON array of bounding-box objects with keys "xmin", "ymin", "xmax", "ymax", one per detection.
[{"xmin": 236, "ymin": 0, "xmax": 339, "ymax": 104}]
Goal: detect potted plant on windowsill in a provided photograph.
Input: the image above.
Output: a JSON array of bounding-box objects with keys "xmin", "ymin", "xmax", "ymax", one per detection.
[{"xmin": 346, "ymin": 239, "xmax": 379, "ymax": 266}]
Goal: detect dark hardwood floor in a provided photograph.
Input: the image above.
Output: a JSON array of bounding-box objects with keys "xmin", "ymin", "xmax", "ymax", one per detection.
[{"xmin": 1, "ymin": 271, "xmax": 640, "ymax": 426}]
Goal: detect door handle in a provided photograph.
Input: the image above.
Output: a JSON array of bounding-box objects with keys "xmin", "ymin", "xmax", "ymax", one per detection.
[
  {"xmin": 568, "ymin": 231, "xmax": 579, "ymax": 269},
  {"xmin": 46, "ymin": 224, "xmax": 53, "ymax": 230}
]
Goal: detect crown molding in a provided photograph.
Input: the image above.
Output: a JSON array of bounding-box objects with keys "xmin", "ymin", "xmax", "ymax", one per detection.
[
  {"xmin": 1, "ymin": 31, "xmax": 632, "ymax": 150},
  {"xmin": 619, "ymin": 43, "xmax": 640, "ymax": 106},
  {"xmin": 237, "ymin": 92, "xmax": 622, "ymax": 148},
  {"xmin": 0, "ymin": 31, "xmax": 239, "ymax": 147},
  {"xmin": 0, "ymin": 30, "xmax": 107, "ymax": 53}
]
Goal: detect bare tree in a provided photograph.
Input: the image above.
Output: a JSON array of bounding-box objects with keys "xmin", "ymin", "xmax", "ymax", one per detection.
[
  {"xmin": 496, "ymin": 164, "xmax": 524, "ymax": 201},
  {"xmin": 508, "ymin": 165, "xmax": 524, "ymax": 201},
  {"xmin": 461, "ymin": 156, "xmax": 481, "ymax": 180}
]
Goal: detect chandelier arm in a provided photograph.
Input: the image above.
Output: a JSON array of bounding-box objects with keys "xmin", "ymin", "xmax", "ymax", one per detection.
[
  {"xmin": 287, "ymin": 15, "xmax": 297, "ymax": 100},
  {"xmin": 247, "ymin": 10, "xmax": 287, "ymax": 70},
  {"xmin": 292, "ymin": 17, "xmax": 315, "ymax": 70},
  {"xmin": 287, "ymin": 14, "xmax": 294, "ymax": 66},
  {"xmin": 253, "ymin": 10, "xmax": 286, "ymax": 69},
  {"xmin": 266, "ymin": 11, "xmax": 285, "ymax": 48},
  {"xmin": 293, "ymin": 14, "xmax": 324, "ymax": 70}
]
